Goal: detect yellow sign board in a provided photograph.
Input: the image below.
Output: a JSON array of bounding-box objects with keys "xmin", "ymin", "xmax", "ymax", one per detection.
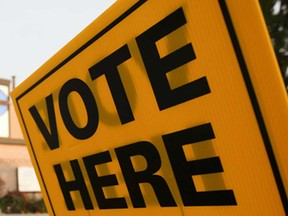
[{"xmin": 11, "ymin": 0, "xmax": 288, "ymax": 215}]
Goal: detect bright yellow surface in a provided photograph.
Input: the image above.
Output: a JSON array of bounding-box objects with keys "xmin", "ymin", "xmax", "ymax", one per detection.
[{"xmin": 11, "ymin": 0, "xmax": 287, "ymax": 215}]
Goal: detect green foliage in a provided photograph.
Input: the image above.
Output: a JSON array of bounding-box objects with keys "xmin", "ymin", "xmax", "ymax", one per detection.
[
  {"xmin": 25, "ymin": 198, "xmax": 47, "ymax": 213},
  {"xmin": 0, "ymin": 191, "xmax": 47, "ymax": 213},
  {"xmin": 259, "ymin": 0, "xmax": 288, "ymax": 89},
  {"xmin": 0, "ymin": 191, "xmax": 26, "ymax": 213}
]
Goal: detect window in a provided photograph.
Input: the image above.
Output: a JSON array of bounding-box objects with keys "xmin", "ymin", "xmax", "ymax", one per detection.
[{"xmin": 0, "ymin": 79, "xmax": 10, "ymax": 138}]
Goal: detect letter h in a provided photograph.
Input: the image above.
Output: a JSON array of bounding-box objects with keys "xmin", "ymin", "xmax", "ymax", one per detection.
[{"xmin": 54, "ymin": 160, "xmax": 93, "ymax": 210}]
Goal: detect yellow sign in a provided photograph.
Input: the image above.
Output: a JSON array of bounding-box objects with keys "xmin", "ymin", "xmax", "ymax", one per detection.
[{"xmin": 11, "ymin": 0, "xmax": 288, "ymax": 215}]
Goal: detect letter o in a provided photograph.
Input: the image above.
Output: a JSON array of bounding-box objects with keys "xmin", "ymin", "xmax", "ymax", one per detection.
[{"xmin": 59, "ymin": 78, "xmax": 99, "ymax": 139}]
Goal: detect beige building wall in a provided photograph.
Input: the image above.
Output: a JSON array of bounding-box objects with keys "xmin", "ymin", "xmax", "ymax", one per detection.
[
  {"xmin": 9, "ymin": 103, "xmax": 24, "ymax": 139},
  {"xmin": 0, "ymin": 78, "xmax": 35, "ymax": 197}
]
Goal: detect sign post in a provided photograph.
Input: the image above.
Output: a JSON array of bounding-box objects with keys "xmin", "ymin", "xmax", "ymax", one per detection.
[{"xmin": 12, "ymin": 0, "xmax": 288, "ymax": 215}]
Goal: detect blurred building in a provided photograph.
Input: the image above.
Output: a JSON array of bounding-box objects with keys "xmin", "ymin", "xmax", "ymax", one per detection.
[{"xmin": 0, "ymin": 77, "xmax": 40, "ymax": 197}]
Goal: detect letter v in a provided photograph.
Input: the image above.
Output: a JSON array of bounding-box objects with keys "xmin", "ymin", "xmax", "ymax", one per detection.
[{"xmin": 29, "ymin": 94, "xmax": 59, "ymax": 150}]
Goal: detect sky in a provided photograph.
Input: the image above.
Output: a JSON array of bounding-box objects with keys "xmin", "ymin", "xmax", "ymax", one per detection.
[{"xmin": 0, "ymin": 0, "xmax": 116, "ymax": 86}]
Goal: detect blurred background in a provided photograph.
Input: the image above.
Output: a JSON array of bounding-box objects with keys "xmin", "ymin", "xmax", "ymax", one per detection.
[{"xmin": 260, "ymin": 0, "xmax": 288, "ymax": 89}]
